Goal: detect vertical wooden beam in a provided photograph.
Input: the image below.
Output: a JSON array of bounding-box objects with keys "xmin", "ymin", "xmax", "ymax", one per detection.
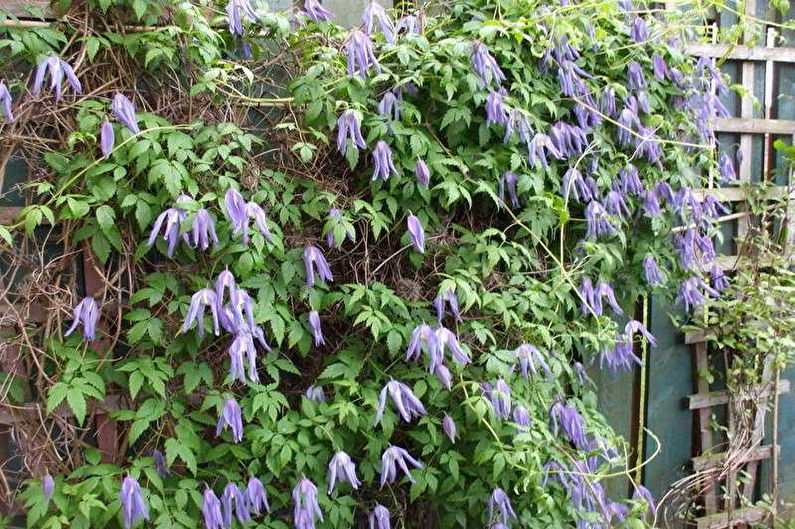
[{"xmin": 695, "ymin": 342, "xmax": 719, "ymax": 514}]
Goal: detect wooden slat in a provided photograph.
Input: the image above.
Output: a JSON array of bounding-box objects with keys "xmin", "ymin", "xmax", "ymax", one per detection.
[
  {"xmin": 694, "ymin": 506, "xmax": 768, "ymax": 529},
  {"xmin": 691, "ymin": 186, "xmax": 792, "ymax": 202},
  {"xmin": 0, "ymin": 0, "xmax": 52, "ymax": 18},
  {"xmin": 694, "ymin": 342, "xmax": 718, "ymax": 513},
  {"xmin": 714, "ymin": 117, "xmax": 795, "ymax": 134},
  {"xmin": 692, "ymin": 444, "xmax": 779, "ymax": 472},
  {"xmin": 688, "ymin": 380, "xmax": 790, "ymax": 409},
  {"xmin": 0, "ymin": 206, "xmax": 21, "ymax": 224},
  {"xmin": 685, "ymin": 43, "xmax": 795, "ymax": 63}
]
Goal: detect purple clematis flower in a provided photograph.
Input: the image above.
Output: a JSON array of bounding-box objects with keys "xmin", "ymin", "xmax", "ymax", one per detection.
[
  {"xmin": 308, "ymin": 310, "xmax": 324, "ymax": 345},
  {"xmin": 303, "ymin": 245, "xmax": 333, "ymax": 287},
  {"xmin": 585, "ymin": 200, "xmax": 616, "ymax": 238},
  {"xmin": 100, "ymin": 120, "xmax": 114, "ymax": 158},
  {"xmin": 325, "ymin": 208, "xmax": 355, "ymax": 248},
  {"xmin": 624, "ymin": 320, "xmax": 656, "ymax": 346},
  {"xmin": 514, "ymin": 343, "xmax": 551, "ymax": 380},
  {"xmin": 550, "ymin": 121, "xmax": 587, "ymax": 157},
  {"xmin": 407, "ymin": 214, "xmax": 425, "ymax": 253},
  {"xmin": 369, "ymin": 504, "xmax": 391, "ymax": 529},
  {"xmin": 293, "ymin": 477, "xmax": 323, "ymax": 529},
  {"xmin": 499, "ymin": 172, "xmax": 520, "ymax": 209},
  {"xmin": 528, "ymin": 133, "xmax": 562, "ymax": 169},
  {"xmin": 303, "ymin": 0, "xmax": 332, "ymax": 22},
  {"xmin": 224, "ymin": 188, "xmax": 273, "ymax": 244},
  {"xmin": 489, "ymin": 488, "xmax": 518, "ymax": 526},
  {"xmin": 644, "ymin": 256, "xmax": 664, "ymax": 286},
  {"xmin": 111, "ymin": 93, "xmax": 140, "ymax": 134},
  {"xmin": 337, "ymin": 110, "xmax": 366, "ymax": 153},
  {"xmin": 619, "ymin": 165, "xmax": 643, "ymax": 195},
  {"xmin": 228, "ymin": 331, "xmax": 260, "ymax": 383},
  {"xmin": 512, "ymin": 404, "xmax": 531, "ymax": 431},
  {"xmin": 604, "ymin": 190, "xmax": 631, "ymax": 220},
  {"xmin": 633, "ymin": 484, "xmax": 657, "ymax": 517},
  {"xmin": 65, "ymin": 296, "xmax": 100, "ymax": 340},
  {"xmin": 247, "ymin": 477, "xmax": 270, "ymax": 515},
  {"xmin": 710, "ymin": 263, "xmax": 730, "ymax": 292},
  {"xmin": 202, "ymin": 488, "xmax": 223, "ymax": 529},
  {"xmin": 378, "ymin": 91, "xmax": 401, "ymax": 122},
  {"xmin": 486, "ymin": 88, "xmax": 509, "ymax": 126},
  {"xmin": 674, "ymin": 229, "xmax": 699, "ymax": 270},
  {"xmin": 557, "ymin": 60, "xmax": 590, "ymax": 97},
  {"xmin": 0, "ymin": 81, "xmax": 14, "ymax": 122},
  {"xmin": 406, "ymin": 323, "xmax": 439, "ymax": 367},
  {"xmin": 221, "ymin": 482, "xmax": 249, "ymax": 526},
  {"xmin": 216, "ymin": 398, "xmax": 244, "ymax": 443},
  {"xmin": 643, "ymin": 189, "xmax": 662, "ymax": 217},
  {"xmin": 327, "ymin": 451, "xmax": 361, "ymax": 494},
  {"xmin": 147, "ymin": 194, "xmax": 191, "ymax": 257},
  {"xmin": 415, "ymin": 159, "xmax": 430, "ymax": 187},
  {"xmin": 549, "ymin": 400, "xmax": 588, "ymax": 449},
  {"xmin": 119, "ymin": 475, "xmax": 149, "ymax": 529},
  {"xmin": 573, "ymin": 362, "xmax": 587, "ymax": 386},
  {"xmin": 630, "ymin": 16, "xmax": 648, "ymax": 42},
  {"xmin": 346, "ymin": 30, "xmax": 381, "ymax": 79},
  {"xmin": 434, "ymin": 289, "xmax": 462, "ymax": 323},
  {"xmin": 604, "ymin": 338, "xmax": 642, "ymax": 371},
  {"xmin": 396, "ymin": 14, "xmax": 422, "ymax": 35},
  {"xmin": 598, "ymin": 282, "xmax": 623, "ymax": 314},
  {"xmin": 482, "ymin": 379, "xmax": 511, "ymax": 419},
  {"xmin": 362, "ymin": 0, "xmax": 395, "ymax": 44},
  {"xmin": 189, "ymin": 209, "xmax": 219, "ymax": 251},
  {"xmin": 433, "ymin": 362, "xmax": 452, "ymax": 389},
  {"xmin": 574, "ymin": 94, "xmax": 602, "ymax": 129},
  {"xmin": 719, "ymin": 153, "xmax": 737, "ymax": 182},
  {"xmin": 678, "ymin": 276, "xmax": 720, "ymax": 311},
  {"xmin": 380, "ymin": 446, "xmax": 422, "ymax": 486},
  {"xmin": 42, "ymin": 474, "xmax": 54, "ymax": 500},
  {"xmin": 305, "ymin": 384, "xmax": 326, "ymax": 402},
  {"xmin": 561, "ymin": 168, "xmax": 594, "ymax": 203},
  {"xmin": 32, "ymin": 55, "xmax": 82, "ymax": 102},
  {"xmin": 471, "ymin": 41, "xmax": 506, "ymax": 88},
  {"xmin": 152, "ymin": 449, "xmax": 170, "ymax": 476},
  {"xmin": 184, "ymin": 288, "xmax": 220, "ymax": 337},
  {"xmin": 226, "ymin": 0, "xmax": 257, "ymax": 35},
  {"xmin": 442, "ymin": 414, "xmax": 456, "ymax": 443},
  {"xmin": 435, "ymin": 326, "xmax": 470, "ymax": 365},
  {"xmin": 375, "ymin": 379, "xmax": 426, "ymax": 423},
  {"xmin": 372, "ymin": 140, "xmax": 398, "ymax": 180},
  {"xmin": 599, "ymin": 87, "xmax": 617, "ymax": 118},
  {"xmin": 627, "ymin": 61, "xmax": 646, "ymax": 90},
  {"xmin": 652, "ymin": 54, "xmax": 667, "ymax": 81}
]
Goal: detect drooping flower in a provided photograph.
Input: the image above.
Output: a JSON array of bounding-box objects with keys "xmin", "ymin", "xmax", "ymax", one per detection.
[
  {"xmin": 247, "ymin": 477, "xmax": 270, "ymax": 515},
  {"xmin": 624, "ymin": 320, "xmax": 656, "ymax": 346},
  {"xmin": 119, "ymin": 475, "xmax": 149, "ymax": 529},
  {"xmin": 308, "ymin": 310, "xmax": 324, "ymax": 345},
  {"xmin": 642, "ymin": 189, "xmax": 662, "ymax": 217},
  {"xmin": 627, "ymin": 61, "xmax": 646, "ymax": 90},
  {"xmin": 549, "ymin": 400, "xmax": 588, "ymax": 449},
  {"xmin": 224, "ymin": 188, "xmax": 273, "ymax": 244},
  {"xmin": 325, "ymin": 208, "xmax": 355, "ymax": 249},
  {"xmin": 652, "ymin": 54, "xmax": 667, "ymax": 81},
  {"xmin": 435, "ymin": 326, "xmax": 470, "ymax": 365},
  {"xmin": 375, "ymin": 379, "xmax": 426, "ymax": 423},
  {"xmin": 415, "ymin": 159, "xmax": 430, "ymax": 187},
  {"xmin": 303, "ymin": 0, "xmax": 332, "ymax": 22},
  {"xmin": 42, "ymin": 474, "xmax": 54, "ymax": 501},
  {"xmin": 557, "ymin": 60, "xmax": 590, "ymax": 97},
  {"xmin": 585, "ymin": 200, "xmax": 616, "ymax": 238},
  {"xmin": 32, "ymin": 55, "xmax": 82, "ymax": 101},
  {"xmin": 598, "ymin": 282, "xmax": 623, "ymax": 315},
  {"xmin": 644, "ymin": 256, "xmax": 664, "ymax": 286},
  {"xmin": 99, "ymin": 120, "xmax": 114, "ymax": 158},
  {"xmin": 0, "ymin": 81, "xmax": 14, "ymax": 122},
  {"xmin": 189, "ymin": 209, "xmax": 219, "ymax": 251},
  {"xmin": 442, "ymin": 414, "xmax": 456, "ymax": 443},
  {"xmin": 336, "ymin": 110, "xmax": 366, "ymax": 153},
  {"xmin": 64, "ymin": 296, "xmax": 100, "ymax": 340},
  {"xmin": 305, "ymin": 385, "xmax": 326, "ymax": 402},
  {"xmin": 434, "ymin": 289, "xmax": 462, "ymax": 323},
  {"xmin": 293, "ymin": 477, "xmax": 323, "ymax": 528},
  {"xmin": 202, "ymin": 488, "xmax": 224, "ymax": 529},
  {"xmin": 573, "ymin": 362, "xmax": 587, "ymax": 386},
  {"xmin": 678, "ymin": 277, "xmax": 719, "ymax": 311},
  {"xmin": 378, "ymin": 91, "xmax": 401, "ymax": 122},
  {"xmin": 221, "ymin": 482, "xmax": 250, "ymax": 526},
  {"xmin": 470, "ymin": 41, "xmax": 506, "ymax": 88},
  {"xmin": 216, "ymin": 398, "xmax": 244, "ymax": 443},
  {"xmin": 719, "ymin": 153, "xmax": 737, "ymax": 181},
  {"xmin": 380, "ymin": 446, "xmax": 422, "ymax": 486},
  {"xmin": 486, "ymin": 88, "xmax": 509, "ymax": 126},
  {"xmin": 346, "ymin": 30, "xmax": 381, "ymax": 79},
  {"xmin": 406, "ymin": 214, "xmax": 425, "ymax": 253},
  {"xmin": 549, "ymin": 121, "xmax": 587, "ymax": 158},
  {"xmin": 327, "ymin": 451, "xmax": 361, "ymax": 494},
  {"xmin": 433, "ymin": 362, "xmax": 452, "ymax": 390},
  {"xmin": 406, "ymin": 323, "xmax": 439, "ymax": 366},
  {"xmin": 369, "ymin": 504, "xmax": 391, "ymax": 529},
  {"xmin": 303, "ymin": 245, "xmax": 334, "ymax": 287},
  {"xmin": 147, "ymin": 195, "xmax": 191, "ymax": 257},
  {"xmin": 561, "ymin": 168, "xmax": 591, "ymax": 203},
  {"xmin": 372, "ymin": 140, "xmax": 398, "ymax": 181},
  {"xmin": 183, "ymin": 288, "xmax": 220, "ymax": 337},
  {"xmin": 396, "ymin": 14, "xmax": 422, "ymax": 35},
  {"xmin": 573, "ymin": 94, "xmax": 602, "ymax": 129},
  {"xmin": 527, "ymin": 133, "xmax": 562, "ymax": 169},
  {"xmin": 499, "ymin": 172, "xmax": 520, "ymax": 209},
  {"xmin": 503, "ymin": 109, "xmax": 534, "ymax": 145},
  {"xmin": 599, "ymin": 86, "xmax": 617, "ymax": 118},
  {"xmin": 482, "ymin": 379, "xmax": 511, "ymax": 419},
  {"xmin": 488, "ymin": 488, "xmax": 518, "ymax": 526},
  {"xmin": 226, "ymin": 0, "xmax": 257, "ymax": 36},
  {"xmin": 111, "ymin": 93, "xmax": 140, "ymax": 134},
  {"xmin": 604, "ymin": 190, "xmax": 631, "ymax": 220},
  {"xmin": 514, "ymin": 343, "xmax": 551, "ymax": 380},
  {"xmin": 362, "ymin": 0, "xmax": 395, "ymax": 44},
  {"xmin": 152, "ymin": 449, "xmax": 170, "ymax": 476},
  {"xmin": 228, "ymin": 331, "xmax": 258, "ymax": 383},
  {"xmin": 710, "ymin": 263, "xmax": 730, "ymax": 292},
  {"xmin": 512, "ymin": 404, "xmax": 532, "ymax": 431},
  {"xmin": 633, "ymin": 484, "xmax": 657, "ymax": 517},
  {"xmin": 630, "ymin": 16, "xmax": 648, "ymax": 42}
]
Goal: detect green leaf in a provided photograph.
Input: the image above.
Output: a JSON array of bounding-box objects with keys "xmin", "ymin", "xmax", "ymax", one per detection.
[{"xmin": 66, "ymin": 388, "xmax": 87, "ymax": 426}]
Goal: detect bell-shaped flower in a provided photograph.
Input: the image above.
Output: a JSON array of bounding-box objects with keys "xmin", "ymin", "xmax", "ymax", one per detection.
[
  {"xmin": 303, "ymin": 0, "xmax": 332, "ymax": 22},
  {"xmin": 434, "ymin": 289, "xmax": 462, "ymax": 323},
  {"xmin": 406, "ymin": 213, "xmax": 425, "ymax": 253},
  {"xmin": 415, "ymin": 159, "xmax": 430, "ymax": 187},
  {"xmin": 644, "ymin": 256, "xmax": 664, "ymax": 286},
  {"xmin": 624, "ymin": 320, "xmax": 656, "ymax": 346},
  {"xmin": 308, "ymin": 310, "xmax": 324, "ymax": 345},
  {"xmin": 486, "ymin": 88, "xmax": 508, "ymax": 126},
  {"xmin": 442, "ymin": 414, "xmax": 456, "ymax": 443},
  {"xmin": 710, "ymin": 263, "xmax": 730, "ymax": 292},
  {"xmin": 189, "ymin": 209, "xmax": 219, "ymax": 251},
  {"xmin": 627, "ymin": 61, "xmax": 647, "ymax": 90},
  {"xmin": 345, "ymin": 30, "xmax": 381, "ymax": 79},
  {"xmin": 111, "ymin": 93, "xmax": 140, "ymax": 133},
  {"xmin": 483, "ymin": 379, "xmax": 511, "ymax": 419},
  {"xmin": 573, "ymin": 362, "xmax": 587, "ymax": 386},
  {"xmin": 216, "ymin": 398, "xmax": 244, "ymax": 443},
  {"xmin": 228, "ymin": 331, "xmax": 259, "ymax": 382},
  {"xmin": 226, "ymin": 193, "xmax": 273, "ymax": 244},
  {"xmin": 305, "ymin": 384, "xmax": 326, "ymax": 402},
  {"xmin": 119, "ymin": 475, "xmax": 149, "ymax": 529},
  {"xmin": 630, "ymin": 16, "xmax": 648, "ymax": 42},
  {"xmin": 247, "ymin": 477, "xmax": 270, "ymax": 515},
  {"xmin": 433, "ymin": 363, "xmax": 452, "ymax": 390},
  {"xmin": 362, "ymin": 0, "xmax": 395, "ymax": 43},
  {"xmin": 598, "ymin": 282, "xmax": 623, "ymax": 315},
  {"xmin": 372, "ymin": 140, "xmax": 398, "ymax": 181},
  {"xmin": 147, "ymin": 194, "xmax": 191, "ymax": 257},
  {"xmin": 0, "ymin": 81, "xmax": 14, "ymax": 122},
  {"xmin": 633, "ymin": 484, "xmax": 657, "ymax": 517},
  {"xmin": 435, "ymin": 326, "xmax": 470, "ymax": 365},
  {"xmin": 202, "ymin": 488, "xmax": 224, "ymax": 529},
  {"xmin": 293, "ymin": 477, "xmax": 323, "ymax": 528},
  {"xmin": 303, "ymin": 245, "xmax": 333, "ymax": 287},
  {"xmin": 327, "ymin": 451, "xmax": 361, "ymax": 494},
  {"xmin": 585, "ymin": 200, "xmax": 616, "ymax": 238},
  {"xmin": 226, "ymin": 0, "xmax": 257, "ymax": 35},
  {"xmin": 375, "ymin": 379, "xmax": 426, "ymax": 423},
  {"xmin": 32, "ymin": 54, "xmax": 82, "ymax": 101},
  {"xmin": 369, "ymin": 504, "xmax": 391, "ymax": 529},
  {"xmin": 513, "ymin": 404, "xmax": 532, "ymax": 431},
  {"xmin": 499, "ymin": 172, "xmax": 520, "ymax": 209},
  {"xmin": 652, "ymin": 53, "xmax": 667, "ymax": 80},
  {"xmin": 100, "ymin": 120, "xmax": 114, "ymax": 158},
  {"xmin": 221, "ymin": 482, "xmax": 249, "ymax": 526},
  {"xmin": 719, "ymin": 153, "xmax": 737, "ymax": 182},
  {"xmin": 643, "ymin": 189, "xmax": 662, "ymax": 217},
  {"xmin": 396, "ymin": 14, "xmax": 422, "ymax": 35},
  {"xmin": 406, "ymin": 323, "xmax": 439, "ymax": 366},
  {"xmin": 380, "ymin": 446, "xmax": 422, "ymax": 486},
  {"xmin": 65, "ymin": 296, "xmax": 100, "ymax": 340},
  {"xmin": 678, "ymin": 276, "xmax": 720, "ymax": 311},
  {"xmin": 488, "ymin": 488, "xmax": 518, "ymax": 526},
  {"xmin": 514, "ymin": 343, "xmax": 551, "ymax": 380},
  {"xmin": 527, "ymin": 133, "xmax": 562, "ymax": 169},
  {"xmin": 378, "ymin": 91, "xmax": 401, "ymax": 121},
  {"xmin": 337, "ymin": 110, "xmax": 366, "ymax": 153},
  {"xmin": 599, "ymin": 86, "xmax": 617, "ymax": 118},
  {"xmin": 549, "ymin": 400, "xmax": 588, "ymax": 449},
  {"xmin": 215, "ymin": 269, "xmax": 237, "ymax": 306},
  {"xmin": 561, "ymin": 168, "xmax": 593, "ymax": 203},
  {"xmin": 42, "ymin": 474, "xmax": 55, "ymax": 501},
  {"xmin": 471, "ymin": 41, "xmax": 506, "ymax": 88},
  {"xmin": 183, "ymin": 288, "xmax": 220, "ymax": 337}
]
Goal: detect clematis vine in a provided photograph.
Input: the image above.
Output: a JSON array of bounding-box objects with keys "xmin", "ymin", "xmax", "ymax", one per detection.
[
  {"xmin": 32, "ymin": 55, "xmax": 82, "ymax": 101},
  {"xmin": 119, "ymin": 475, "xmax": 149, "ymax": 529},
  {"xmin": 375, "ymin": 379, "xmax": 427, "ymax": 423},
  {"xmin": 470, "ymin": 41, "xmax": 506, "ymax": 88},
  {"xmin": 442, "ymin": 414, "xmax": 457, "ymax": 443},
  {"xmin": 224, "ymin": 188, "xmax": 273, "ymax": 244},
  {"xmin": 216, "ymin": 398, "xmax": 244, "ymax": 443},
  {"xmin": 303, "ymin": 245, "xmax": 334, "ymax": 287},
  {"xmin": 406, "ymin": 213, "xmax": 425, "ymax": 253},
  {"xmin": 327, "ymin": 451, "xmax": 361, "ymax": 493},
  {"xmin": 362, "ymin": 0, "xmax": 395, "ymax": 44},
  {"xmin": 112, "ymin": 93, "xmax": 140, "ymax": 133},
  {"xmin": 380, "ymin": 446, "xmax": 422, "ymax": 486},
  {"xmin": 488, "ymin": 488, "xmax": 518, "ymax": 526},
  {"xmin": 293, "ymin": 477, "xmax": 323, "ymax": 529},
  {"xmin": 369, "ymin": 505, "xmax": 391, "ymax": 529},
  {"xmin": 336, "ymin": 110, "xmax": 366, "ymax": 153},
  {"xmin": 499, "ymin": 171, "xmax": 520, "ymax": 209},
  {"xmin": 0, "ymin": 81, "xmax": 13, "ymax": 122},
  {"xmin": 303, "ymin": 0, "xmax": 332, "ymax": 22},
  {"xmin": 346, "ymin": 30, "xmax": 381, "ymax": 78},
  {"xmin": 247, "ymin": 477, "xmax": 270, "ymax": 515},
  {"xmin": 549, "ymin": 400, "xmax": 588, "ymax": 449},
  {"xmin": 308, "ymin": 310, "xmax": 325, "ymax": 345},
  {"xmin": 65, "ymin": 296, "xmax": 100, "ymax": 340},
  {"xmin": 202, "ymin": 488, "xmax": 223, "ymax": 529}
]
